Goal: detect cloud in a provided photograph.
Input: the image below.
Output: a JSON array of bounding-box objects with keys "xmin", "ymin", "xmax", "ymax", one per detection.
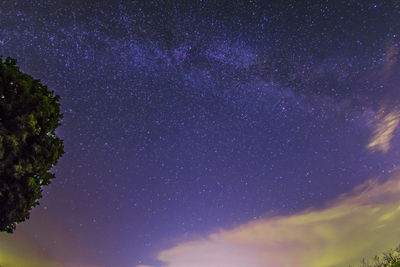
[
  {"xmin": 0, "ymin": 229, "xmax": 64, "ymax": 267},
  {"xmin": 0, "ymin": 211, "xmax": 102, "ymax": 267},
  {"xmin": 154, "ymin": 172, "xmax": 400, "ymax": 267},
  {"xmin": 367, "ymin": 108, "xmax": 400, "ymax": 153},
  {"xmin": 382, "ymin": 42, "xmax": 400, "ymax": 80}
]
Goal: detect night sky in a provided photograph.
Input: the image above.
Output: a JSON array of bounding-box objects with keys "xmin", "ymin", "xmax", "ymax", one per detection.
[{"xmin": 1, "ymin": 1, "xmax": 400, "ymax": 267}]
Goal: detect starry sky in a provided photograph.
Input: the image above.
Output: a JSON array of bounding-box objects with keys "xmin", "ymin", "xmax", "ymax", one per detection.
[{"xmin": 1, "ymin": 1, "xmax": 400, "ymax": 267}]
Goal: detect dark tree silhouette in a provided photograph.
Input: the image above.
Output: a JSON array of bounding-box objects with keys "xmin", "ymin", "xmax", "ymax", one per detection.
[
  {"xmin": 351, "ymin": 245, "xmax": 400, "ymax": 267},
  {"xmin": 0, "ymin": 57, "xmax": 64, "ymax": 233}
]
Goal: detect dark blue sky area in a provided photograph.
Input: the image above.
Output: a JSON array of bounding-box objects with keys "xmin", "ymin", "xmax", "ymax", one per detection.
[{"xmin": 1, "ymin": 1, "xmax": 400, "ymax": 266}]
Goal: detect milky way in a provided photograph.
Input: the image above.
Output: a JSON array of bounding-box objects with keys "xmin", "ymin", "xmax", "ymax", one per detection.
[{"xmin": 1, "ymin": 1, "xmax": 400, "ymax": 266}]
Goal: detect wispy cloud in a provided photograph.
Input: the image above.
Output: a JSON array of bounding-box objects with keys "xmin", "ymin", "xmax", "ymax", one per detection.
[
  {"xmin": 0, "ymin": 229, "xmax": 64, "ymax": 267},
  {"xmin": 0, "ymin": 216, "xmax": 102, "ymax": 267},
  {"xmin": 382, "ymin": 43, "xmax": 400, "ymax": 80},
  {"xmin": 154, "ymin": 172, "xmax": 400, "ymax": 267},
  {"xmin": 367, "ymin": 109, "xmax": 400, "ymax": 153}
]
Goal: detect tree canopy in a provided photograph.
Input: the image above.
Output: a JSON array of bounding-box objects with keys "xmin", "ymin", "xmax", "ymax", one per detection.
[
  {"xmin": 0, "ymin": 57, "xmax": 64, "ymax": 233},
  {"xmin": 352, "ymin": 245, "xmax": 400, "ymax": 267}
]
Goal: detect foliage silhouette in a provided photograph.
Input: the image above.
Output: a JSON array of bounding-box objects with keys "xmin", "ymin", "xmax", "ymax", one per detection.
[
  {"xmin": 351, "ymin": 245, "xmax": 400, "ymax": 267},
  {"xmin": 0, "ymin": 57, "xmax": 64, "ymax": 233}
]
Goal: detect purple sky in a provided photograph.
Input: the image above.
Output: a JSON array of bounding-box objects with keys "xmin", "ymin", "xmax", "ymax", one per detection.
[{"xmin": 1, "ymin": 1, "xmax": 400, "ymax": 266}]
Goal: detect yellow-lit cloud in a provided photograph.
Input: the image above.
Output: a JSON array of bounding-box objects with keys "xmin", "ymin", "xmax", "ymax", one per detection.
[
  {"xmin": 0, "ymin": 229, "xmax": 64, "ymax": 267},
  {"xmin": 154, "ymin": 173, "xmax": 400, "ymax": 267},
  {"xmin": 367, "ymin": 109, "xmax": 400, "ymax": 153},
  {"xmin": 0, "ymin": 231, "xmax": 102, "ymax": 267},
  {"xmin": 0, "ymin": 212, "xmax": 102, "ymax": 267}
]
